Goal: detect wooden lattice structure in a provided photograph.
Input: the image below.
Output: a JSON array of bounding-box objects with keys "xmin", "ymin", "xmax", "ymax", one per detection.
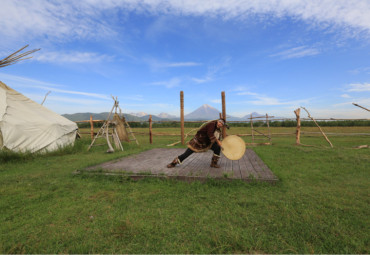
[
  {"xmin": 249, "ymin": 114, "xmax": 272, "ymax": 145},
  {"xmin": 88, "ymin": 97, "xmax": 138, "ymax": 152}
]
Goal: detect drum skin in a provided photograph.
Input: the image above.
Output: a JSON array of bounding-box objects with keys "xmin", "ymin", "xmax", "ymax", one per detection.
[{"xmin": 221, "ymin": 135, "xmax": 246, "ymax": 160}]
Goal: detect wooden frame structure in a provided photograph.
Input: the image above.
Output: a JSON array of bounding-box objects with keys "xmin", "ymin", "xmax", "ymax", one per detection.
[
  {"xmin": 87, "ymin": 97, "xmax": 138, "ymax": 152},
  {"xmin": 294, "ymin": 107, "xmax": 333, "ymax": 148},
  {"xmin": 249, "ymin": 114, "xmax": 272, "ymax": 145}
]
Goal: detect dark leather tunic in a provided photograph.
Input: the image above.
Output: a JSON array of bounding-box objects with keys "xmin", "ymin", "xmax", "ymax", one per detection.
[{"xmin": 187, "ymin": 120, "xmax": 221, "ymax": 152}]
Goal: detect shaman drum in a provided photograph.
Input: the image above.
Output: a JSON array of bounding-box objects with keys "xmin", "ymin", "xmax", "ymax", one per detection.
[{"xmin": 221, "ymin": 135, "xmax": 246, "ymax": 160}]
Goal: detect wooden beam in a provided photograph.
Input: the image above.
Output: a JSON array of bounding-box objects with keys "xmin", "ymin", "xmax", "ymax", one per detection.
[
  {"xmin": 294, "ymin": 108, "xmax": 301, "ymax": 145},
  {"xmin": 90, "ymin": 115, "xmax": 94, "ymax": 141},
  {"xmin": 353, "ymin": 103, "xmax": 370, "ymax": 112},
  {"xmin": 180, "ymin": 91, "xmax": 185, "ymax": 145},
  {"xmin": 221, "ymin": 91, "xmax": 227, "ymax": 137},
  {"xmin": 149, "ymin": 115, "xmax": 153, "ymax": 144},
  {"xmin": 301, "ymin": 107, "xmax": 333, "ymax": 148}
]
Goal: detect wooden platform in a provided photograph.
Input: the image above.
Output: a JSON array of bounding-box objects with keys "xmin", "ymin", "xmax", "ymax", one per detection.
[{"xmin": 82, "ymin": 148, "xmax": 278, "ymax": 183}]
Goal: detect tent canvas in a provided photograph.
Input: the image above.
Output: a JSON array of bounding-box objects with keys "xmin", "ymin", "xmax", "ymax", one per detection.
[{"xmin": 0, "ymin": 81, "xmax": 78, "ymax": 153}]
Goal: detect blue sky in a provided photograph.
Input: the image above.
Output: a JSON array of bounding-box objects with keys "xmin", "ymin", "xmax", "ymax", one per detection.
[{"xmin": 0, "ymin": 0, "xmax": 369, "ymax": 118}]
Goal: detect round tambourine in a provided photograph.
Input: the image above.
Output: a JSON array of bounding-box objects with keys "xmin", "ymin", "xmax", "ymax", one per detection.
[{"xmin": 221, "ymin": 135, "xmax": 246, "ymax": 160}]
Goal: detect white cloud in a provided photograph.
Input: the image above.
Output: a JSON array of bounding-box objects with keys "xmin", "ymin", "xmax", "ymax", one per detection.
[
  {"xmin": 300, "ymin": 106, "xmax": 370, "ymax": 119},
  {"xmin": 270, "ymin": 46, "xmax": 320, "ymax": 59},
  {"xmin": 0, "ymin": 72, "xmax": 62, "ymax": 88},
  {"xmin": 39, "ymin": 87, "xmax": 110, "ymax": 99},
  {"xmin": 0, "ymin": 73, "xmax": 110, "ymax": 99},
  {"xmin": 150, "ymin": 77, "xmax": 181, "ymax": 88},
  {"xmin": 347, "ymin": 83, "xmax": 370, "ymax": 92},
  {"xmin": 119, "ymin": 95, "xmax": 144, "ymax": 101},
  {"xmin": 2, "ymin": 0, "xmax": 368, "ymax": 45},
  {"xmin": 27, "ymin": 94, "xmax": 107, "ymax": 105},
  {"xmin": 145, "ymin": 58, "xmax": 202, "ymax": 70},
  {"xmin": 35, "ymin": 51, "xmax": 113, "ymax": 64},
  {"xmin": 237, "ymin": 91, "xmax": 259, "ymax": 96},
  {"xmin": 191, "ymin": 76, "xmax": 213, "ymax": 84},
  {"xmin": 341, "ymin": 94, "xmax": 351, "ymax": 98},
  {"xmin": 348, "ymin": 67, "xmax": 370, "ymax": 75},
  {"xmin": 0, "ymin": 0, "xmax": 116, "ymax": 44},
  {"xmin": 236, "ymin": 88, "xmax": 310, "ymax": 106},
  {"xmin": 165, "ymin": 62, "xmax": 202, "ymax": 68},
  {"xmin": 192, "ymin": 56, "xmax": 231, "ymax": 84}
]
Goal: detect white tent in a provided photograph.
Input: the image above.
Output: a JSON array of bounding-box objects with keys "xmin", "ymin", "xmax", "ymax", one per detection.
[{"xmin": 0, "ymin": 81, "xmax": 78, "ymax": 153}]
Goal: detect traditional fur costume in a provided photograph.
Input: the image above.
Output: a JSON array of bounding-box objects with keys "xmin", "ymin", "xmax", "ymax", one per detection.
[
  {"xmin": 187, "ymin": 120, "xmax": 222, "ymax": 152},
  {"xmin": 167, "ymin": 120, "xmax": 225, "ymax": 168}
]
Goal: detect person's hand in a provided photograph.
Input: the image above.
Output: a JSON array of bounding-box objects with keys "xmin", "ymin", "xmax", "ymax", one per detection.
[{"xmin": 217, "ymin": 140, "xmax": 222, "ymax": 148}]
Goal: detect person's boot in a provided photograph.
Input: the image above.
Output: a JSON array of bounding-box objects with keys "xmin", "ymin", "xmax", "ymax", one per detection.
[
  {"xmin": 210, "ymin": 154, "xmax": 221, "ymax": 168},
  {"xmin": 167, "ymin": 157, "xmax": 180, "ymax": 168}
]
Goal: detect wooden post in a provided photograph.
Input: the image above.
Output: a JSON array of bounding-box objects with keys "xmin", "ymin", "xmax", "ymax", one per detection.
[
  {"xmin": 294, "ymin": 108, "xmax": 301, "ymax": 145},
  {"xmin": 90, "ymin": 115, "xmax": 94, "ymax": 140},
  {"xmin": 149, "ymin": 115, "xmax": 153, "ymax": 144},
  {"xmin": 266, "ymin": 113, "xmax": 271, "ymax": 143},
  {"xmin": 180, "ymin": 91, "xmax": 185, "ymax": 145},
  {"xmin": 221, "ymin": 91, "xmax": 227, "ymax": 137},
  {"xmin": 250, "ymin": 116, "xmax": 254, "ymax": 143}
]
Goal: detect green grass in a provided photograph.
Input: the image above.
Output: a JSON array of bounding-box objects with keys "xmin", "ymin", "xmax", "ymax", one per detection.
[{"xmin": 0, "ymin": 127, "xmax": 369, "ymax": 253}]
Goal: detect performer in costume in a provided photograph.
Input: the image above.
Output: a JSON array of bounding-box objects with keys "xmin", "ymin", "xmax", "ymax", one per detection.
[{"xmin": 167, "ymin": 119, "xmax": 228, "ymax": 168}]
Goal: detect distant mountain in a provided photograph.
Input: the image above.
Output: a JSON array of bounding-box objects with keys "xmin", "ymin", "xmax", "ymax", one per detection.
[
  {"xmin": 141, "ymin": 115, "xmax": 163, "ymax": 121},
  {"xmin": 243, "ymin": 112, "xmax": 265, "ymax": 119},
  {"xmin": 62, "ymin": 108, "xmax": 271, "ymax": 122},
  {"xmin": 158, "ymin": 112, "xmax": 177, "ymax": 119},
  {"xmin": 62, "ymin": 112, "xmax": 145, "ymax": 122},
  {"xmin": 129, "ymin": 111, "xmax": 148, "ymax": 117},
  {"xmin": 185, "ymin": 104, "xmax": 221, "ymax": 120}
]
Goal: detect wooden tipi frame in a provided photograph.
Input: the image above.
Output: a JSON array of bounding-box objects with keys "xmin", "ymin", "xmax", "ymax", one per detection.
[{"xmin": 87, "ymin": 96, "xmax": 138, "ymax": 152}]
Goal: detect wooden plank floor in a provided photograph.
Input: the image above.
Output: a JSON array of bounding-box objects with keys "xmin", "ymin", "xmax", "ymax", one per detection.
[{"xmin": 83, "ymin": 148, "xmax": 278, "ymax": 183}]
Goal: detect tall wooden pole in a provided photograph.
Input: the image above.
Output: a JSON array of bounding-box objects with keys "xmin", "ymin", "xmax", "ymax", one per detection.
[
  {"xmin": 221, "ymin": 91, "xmax": 227, "ymax": 138},
  {"xmin": 266, "ymin": 113, "xmax": 271, "ymax": 144},
  {"xmin": 90, "ymin": 115, "xmax": 94, "ymax": 140},
  {"xmin": 250, "ymin": 116, "xmax": 254, "ymax": 143},
  {"xmin": 180, "ymin": 91, "xmax": 185, "ymax": 145},
  {"xmin": 149, "ymin": 115, "xmax": 153, "ymax": 144},
  {"xmin": 294, "ymin": 108, "xmax": 301, "ymax": 145}
]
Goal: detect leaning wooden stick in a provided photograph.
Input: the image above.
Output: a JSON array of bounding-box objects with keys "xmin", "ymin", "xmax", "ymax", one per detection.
[
  {"xmin": 41, "ymin": 91, "xmax": 51, "ymax": 105},
  {"xmin": 0, "ymin": 45, "xmax": 40, "ymax": 68},
  {"xmin": 352, "ymin": 103, "xmax": 370, "ymax": 112},
  {"xmin": 301, "ymin": 107, "xmax": 333, "ymax": 148}
]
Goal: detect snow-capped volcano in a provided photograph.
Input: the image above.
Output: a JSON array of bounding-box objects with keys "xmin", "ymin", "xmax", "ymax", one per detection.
[{"xmin": 185, "ymin": 104, "xmax": 221, "ymax": 120}]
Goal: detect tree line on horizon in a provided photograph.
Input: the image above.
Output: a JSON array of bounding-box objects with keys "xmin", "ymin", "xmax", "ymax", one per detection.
[{"xmin": 77, "ymin": 119, "xmax": 370, "ymax": 129}]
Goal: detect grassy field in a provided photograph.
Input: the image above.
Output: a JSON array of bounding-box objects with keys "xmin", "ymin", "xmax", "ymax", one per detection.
[{"xmin": 0, "ymin": 127, "xmax": 369, "ymax": 253}]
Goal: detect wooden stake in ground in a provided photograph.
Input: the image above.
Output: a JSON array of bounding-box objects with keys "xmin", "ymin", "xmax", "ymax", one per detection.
[
  {"xmin": 250, "ymin": 116, "xmax": 254, "ymax": 143},
  {"xmin": 266, "ymin": 113, "xmax": 271, "ymax": 144},
  {"xmin": 149, "ymin": 115, "xmax": 153, "ymax": 144},
  {"xmin": 221, "ymin": 91, "xmax": 227, "ymax": 138},
  {"xmin": 90, "ymin": 115, "xmax": 94, "ymax": 140},
  {"xmin": 301, "ymin": 107, "xmax": 333, "ymax": 148},
  {"xmin": 294, "ymin": 108, "xmax": 301, "ymax": 145},
  {"xmin": 180, "ymin": 91, "xmax": 185, "ymax": 145}
]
